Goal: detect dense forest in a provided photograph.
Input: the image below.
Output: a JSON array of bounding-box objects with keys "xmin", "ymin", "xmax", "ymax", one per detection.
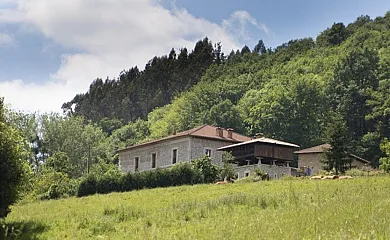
[
  {"xmin": 64, "ymin": 12, "xmax": 390, "ymax": 165},
  {"xmin": 2, "ymin": 12, "xmax": 390, "ymax": 207}
]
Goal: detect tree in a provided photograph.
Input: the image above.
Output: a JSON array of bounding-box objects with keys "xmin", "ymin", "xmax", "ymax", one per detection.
[
  {"xmin": 316, "ymin": 22, "xmax": 349, "ymax": 47},
  {"xmin": 241, "ymin": 45, "xmax": 251, "ymax": 55},
  {"xmin": 220, "ymin": 152, "xmax": 236, "ymax": 181},
  {"xmin": 328, "ymin": 48, "xmax": 379, "ymax": 162},
  {"xmin": 41, "ymin": 115, "xmax": 111, "ymax": 178},
  {"xmin": 253, "ymin": 40, "xmax": 267, "ymax": 54},
  {"xmin": 238, "ymin": 76, "xmax": 327, "ymax": 147},
  {"xmin": 379, "ymin": 138, "xmax": 390, "ymax": 172},
  {"xmin": 0, "ymin": 98, "xmax": 28, "ymax": 218},
  {"xmin": 324, "ymin": 116, "xmax": 351, "ymax": 175}
]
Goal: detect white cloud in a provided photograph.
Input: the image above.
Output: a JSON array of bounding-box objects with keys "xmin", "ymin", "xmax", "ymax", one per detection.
[
  {"xmin": 0, "ymin": 33, "xmax": 13, "ymax": 45},
  {"xmin": 0, "ymin": 79, "xmax": 76, "ymax": 113},
  {"xmin": 0, "ymin": 0, "xmax": 269, "ymax": 113},
  {"xmin": 0, "ymin": 8, "xmax": 24, "ymax": 23},
  {"xmin": 223, "ymin": 10, "xmax": 269, "ymax": 42}
]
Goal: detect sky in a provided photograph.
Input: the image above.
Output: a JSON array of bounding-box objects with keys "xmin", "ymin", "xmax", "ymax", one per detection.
[{"xmin": 0, "ymin": 0, "xmax": 389, "ymax": 113}]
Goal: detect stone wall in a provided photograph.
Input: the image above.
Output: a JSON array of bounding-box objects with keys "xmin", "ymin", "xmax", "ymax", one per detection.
[
  {"xmin": 119, "ymin": 137, "xmax": 191, "ymax": 173},
  {"xmin": 234, "ymin": 164, "xmax": 292, "ymax": 179},
  {"xmin": 297, "ymin": 153, "xmax": 325, "ymax": 175},
  {"xmin": 118, "ymin": 136, "xmax": 237, "ymax": 173},
  {"xmin": 297, "ymin": 153, "xmax": 370, "ymax": 175},
  {"xmin": 190, "ymin": 137, "xmax": 235, "ymax": 166}
]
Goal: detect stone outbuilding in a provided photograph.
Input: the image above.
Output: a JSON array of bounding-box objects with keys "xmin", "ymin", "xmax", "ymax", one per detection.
[{"xmin": 295, "ymin": 143, "xmax": 371, "ymax": 175}]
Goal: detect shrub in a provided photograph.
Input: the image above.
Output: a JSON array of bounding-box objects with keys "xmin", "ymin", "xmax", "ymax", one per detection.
[
  {"xmin": 77, "ymin": 174, "xmax": 98, "ymax": 197},
  {"xmin": 345, "ymin": 168, "xmax": 366, "ymax": 177},
  {"xmin": 132, "ymin": 172, "xmax": 147, "ymax": 190},
  {"xmin": 119, "ymin": 173, "xmax": 136, "ymax": 192},
  {"xmin": 96, "ymin": 174, "xmax": 120, "ymax": 194},
  {"xmin": 0, "ymin": 100, "xmax": 28, "ymax": 218},
  {"xmin": 221, "ymin": 152, "xmax": 236, "ymax": 181},
  {"xmin": 154, "ymin": 168, "xmax": 173, "ymax": 188},
  {"xmin": 191, "ymin": 156, "xmax": 220, "ymax": 183},
  {"xmin": 380, "ymin": 138, "xmax": 390, "ymax": 172},
  {"xmin": 32, "ymin": 170, "xmax": 78, "ymax": 200},
  {"xmin": 253, "ymin": 168, "xmax": 269, "ymax": 181},
  {"xmin": 173, "ymin": 162, "xmax": 204, "ymax": 185},
  {"xmin": 78, "ymin": 161, "xmax": 206, "ymax": 198}
]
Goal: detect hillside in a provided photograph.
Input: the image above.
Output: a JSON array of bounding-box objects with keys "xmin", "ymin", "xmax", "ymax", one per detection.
[
  {"xmin": 62, "ymin": 12, "xmax": 390, "ymax": 166},
  {"xmin": 5, "ymin": 177, "xmax": 390, "ymax": 239}
]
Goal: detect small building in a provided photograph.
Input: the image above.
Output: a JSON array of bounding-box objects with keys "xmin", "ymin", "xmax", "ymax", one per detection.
[
  {"xmin": 217, "ymin": 136, "xmax": 300, "ymax": 179},
  {"xmin": 117, "ymin": 125, "xmax": 252, "ymax": 173},
  {"xmin": 295, "ymin": 143, "xmax": 371, "ymax": 175}
]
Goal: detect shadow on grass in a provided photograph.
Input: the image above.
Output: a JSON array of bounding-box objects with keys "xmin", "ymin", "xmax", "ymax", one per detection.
[{"xmin": 0, "ymin": 220, "xmax": 47, "ymax": 240}]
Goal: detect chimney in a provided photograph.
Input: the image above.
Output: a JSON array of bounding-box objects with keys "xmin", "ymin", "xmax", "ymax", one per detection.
[
  {"xmin": 227, "ymin": 128, "xmax": 233, "ymax": 139},
  {"xmin": 255, "ymin": 133, "xmax": 264, "ymax": 139},
  {"xmin": 216, "ymin": 127, "xmax": 224, "ymax": 138}
]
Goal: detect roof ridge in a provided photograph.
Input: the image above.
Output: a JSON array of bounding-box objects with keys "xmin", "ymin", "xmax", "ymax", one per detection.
[
  {"xmin": 294, "ymin": 143, "xmax": 330, "ymax": 154},
  {"xmin": 187, "ymin": 124, "xmax": 208, "ymax": 135}
]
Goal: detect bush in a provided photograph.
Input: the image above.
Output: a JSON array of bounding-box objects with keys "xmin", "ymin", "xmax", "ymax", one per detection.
[
  {"xmin": 154, "ymin": 168, "xmax": 173, "ymax": 188},
  {"xmin": 344, "ymin": 168, "xmax": 366, "ymax": 177},
  {"xmin": 253, "ymin": 168, "xmax": 269, "ymax": 181},
  {"xmin": 77, "ymin": 175, "xmax": 98, "ymax": 197},
  {"xmin": 119, "ymin": 173, "xmax": 136, "ymax": 192},
  {"xmin": 0, "ymin": 100, "xmax": 28, "ymax": 218},
  {"xmin": 221, "ymin": 152, "xmax": 237, "ymax": 181},
  {"xmin": 96, "ymin": 174, "xmax": 121, "ymax": 194},
  {"xmin": 77, "ymin": 161, "xmax": 208, "ymax": 198},
  {"xmin": 173, "ymin": 162, "xmax": 204, "ymax": 185},
  {"xmin": 380, "ymin": 138, "xmax": 390, "ymax": 172},
  {"xmin": 32, "ymin": 170, "xmax": 78, "ymax": 200},
  {"xmin": 191, "ymin": 156, "xmax": 220, "ymax": 183}
]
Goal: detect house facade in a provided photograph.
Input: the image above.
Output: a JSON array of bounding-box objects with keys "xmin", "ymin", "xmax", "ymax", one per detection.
[
  {"xmin": 295, "ymin": 143, "xmax": 371, "ymax": 175},
  {"xmin": 117, "ymin": 125, "xmax": 252, "ymax": 173}
]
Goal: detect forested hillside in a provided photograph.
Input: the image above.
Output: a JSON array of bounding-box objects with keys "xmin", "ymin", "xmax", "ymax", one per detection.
[
  {"xmin": 62, "ymin": 38, "xmax": 223, "ymax": 123},
  {"xmin": 2, "ymin": 12, "xmax": 390, "ymax": 207},
  {"xmin": 63, "ymin": 12, "xmax": 390, "ymax": 166}
]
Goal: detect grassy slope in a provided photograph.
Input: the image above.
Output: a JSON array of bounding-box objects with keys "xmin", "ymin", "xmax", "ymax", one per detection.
[{"xmin": 6, "ymin": 177, "xmax": 390, "ymax": 239}]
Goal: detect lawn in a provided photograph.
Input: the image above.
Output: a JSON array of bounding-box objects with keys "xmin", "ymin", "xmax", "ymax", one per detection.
[{"xmin": 4, "ymin": 176, "xmax": 390, "ymax": 239}]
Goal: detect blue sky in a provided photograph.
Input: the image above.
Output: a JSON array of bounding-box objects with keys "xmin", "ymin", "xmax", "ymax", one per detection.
[
  {"xmin": 171, "ymin": 0, "xmax": 390, "ymax": 47},
  {"xmin": 0, "ymin": 0, "xmax": 389, "ymax": 112}
]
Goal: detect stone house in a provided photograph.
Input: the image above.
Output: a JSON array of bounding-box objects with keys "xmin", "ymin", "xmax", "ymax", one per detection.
[
  {"xmin": 117, "ymin": 125, "xmax": 252, "ymax": 173},
  {"xmin": 295, "ymin": 143, "xmax": 371, "ymax": 175}
]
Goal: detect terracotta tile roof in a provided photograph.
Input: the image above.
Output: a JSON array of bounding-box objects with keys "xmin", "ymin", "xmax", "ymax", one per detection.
[
  {"xmin": 217, "ymin": 137, "xmax": 300, "ymax": 151},
  {"xmin": 294, "ymin": 143, "xmax": 331, "ymax": 154},
  {"xmin": 117, "ymin": 125, "xmax": 252, "ymax": 152}
]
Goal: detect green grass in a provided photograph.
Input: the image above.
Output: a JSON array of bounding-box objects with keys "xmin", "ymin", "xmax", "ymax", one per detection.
[{"xmin": 4, "ymin": 176, "xmax": 390, "ymax": 239}]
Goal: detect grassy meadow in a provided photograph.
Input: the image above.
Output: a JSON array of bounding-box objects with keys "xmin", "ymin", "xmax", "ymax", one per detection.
[{"xmin": 4, "ymin": 176, "xmax": 390, "ymax": 239}]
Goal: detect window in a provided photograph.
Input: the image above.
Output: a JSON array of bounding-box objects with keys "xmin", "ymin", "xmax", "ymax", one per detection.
[
  {"xmin": 134, "ymin": 157, "xmax": 139, "ymax": 171},
  {"xmin": 244, "ymin": 171, "xmax": 250, "ymax": 177},
  {"xmin": 172, "ymin": 149, "xmax": 177, "ymax": 164},
  {"xmin": 151, "ymin": 153, "xmax": 156, "ymax": 168},
  {"xmin": 204, "ymin": 148, "xmax": 212, "ymax": 157}
]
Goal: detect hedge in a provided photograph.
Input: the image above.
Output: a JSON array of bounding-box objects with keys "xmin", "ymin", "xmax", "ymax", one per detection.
[{"xmin": 77, "ymin": 161, "xmax": 211, "ymax": 197}]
